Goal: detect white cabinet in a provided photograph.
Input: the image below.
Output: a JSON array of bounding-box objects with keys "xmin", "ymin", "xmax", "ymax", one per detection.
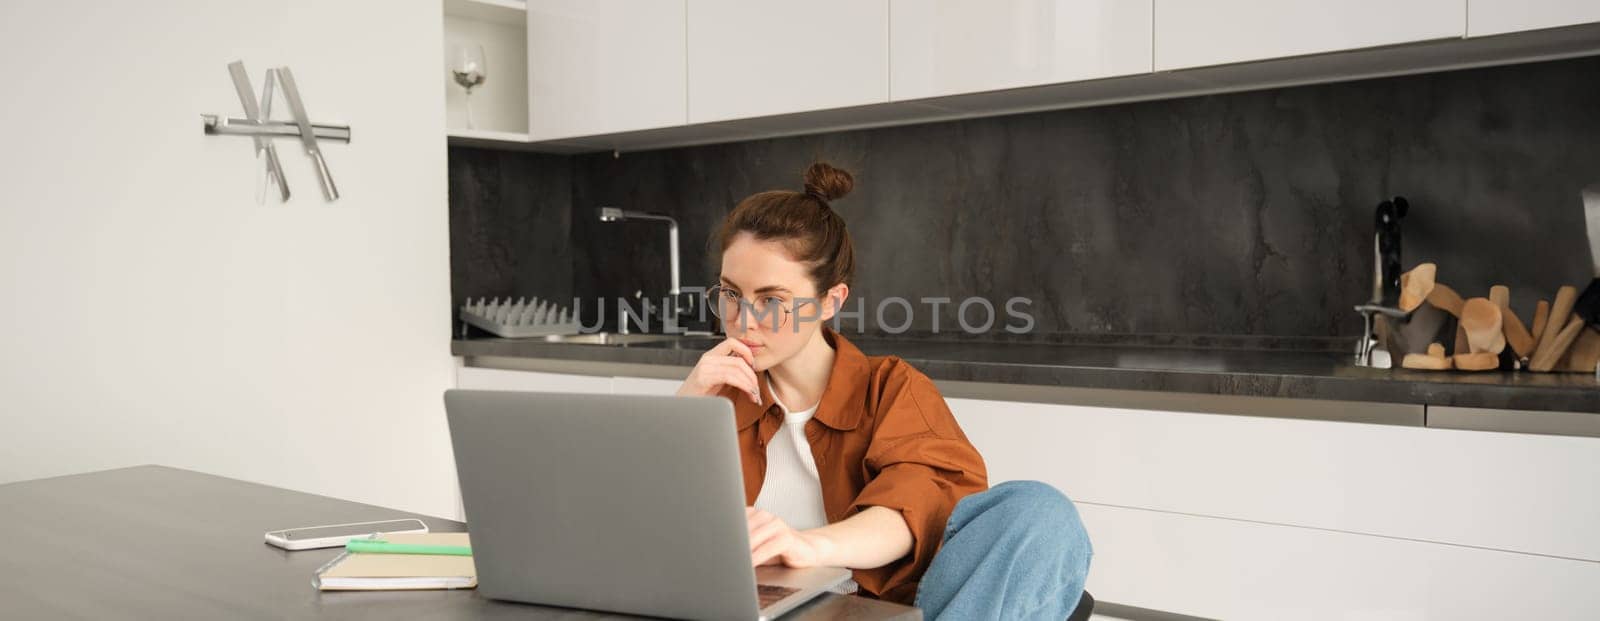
[
  {"xmin": 946, "ymin": 396, "xmax": 1600, "ymax": 617},
  {"xmin": 1079, "ymin": 502, "xmax": 1600, "ymax": 619},
  {"xmin": 452, "ymin": 0, "xmax": 1600, "ymax": 152},
  {"xmin": 526, "ymin": 0, "xmax": 687, "ymax": 140},
  {"xmin": 1153, "ymin": 0, "xmax": 1465, "ymax": 71},
  {"xmin": 686, "ymin": 0, "xmax": 890, "ymax": 124},
  {"xmin": 445, "ymin": 1, "xmax": 531, "ymax": 137},
  {"xmin": 889, "ymin": 0, "xmax": 1152, "ymax": 101},
  {"xmin": 1469, "ymin": 0, "xmax": 1600, "ymax": 37},
  {"xmin": 947, "ymin": 397, "xmax": 1600, "ymax": 562}
]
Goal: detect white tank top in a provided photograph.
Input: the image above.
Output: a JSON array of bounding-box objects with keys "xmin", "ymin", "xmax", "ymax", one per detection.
[
  {"xmin": 752, "ymin": 378, "xmax": 858, "ymax": 594},
  {"xmin": 752, "ymin": 378, "xmax": 828, "ymax": 531}
]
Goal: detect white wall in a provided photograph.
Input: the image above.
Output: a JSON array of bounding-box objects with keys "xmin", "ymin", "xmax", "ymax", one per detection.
[{"xmin": 0, "ymin": 0, "xmax": 462, "ymax": 519}]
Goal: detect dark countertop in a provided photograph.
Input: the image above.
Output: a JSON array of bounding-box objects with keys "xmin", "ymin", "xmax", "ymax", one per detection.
[{"xmin": 452, "ymin": 335, "xmax": 1600, "ymax": 414}]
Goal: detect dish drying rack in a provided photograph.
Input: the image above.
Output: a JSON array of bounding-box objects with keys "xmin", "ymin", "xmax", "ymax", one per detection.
[{"xmin": 460, "ymin": 297, "xmax": 580, "ymax": 338}]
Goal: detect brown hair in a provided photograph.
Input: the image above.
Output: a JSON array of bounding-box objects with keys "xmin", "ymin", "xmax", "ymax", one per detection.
[{"xmin": 716, "ymin": 162, "xmax": 857, "ymax": 292}]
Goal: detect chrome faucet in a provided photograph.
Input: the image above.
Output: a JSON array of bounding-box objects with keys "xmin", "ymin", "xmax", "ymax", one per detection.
[
  {"xmin": 598, "ymin": 207, "xmax": 685, "ymax": 332},
  {"xmin": 598, "ymin": 207, "xmax": 679, "ymax": 298},
  {"xmin": 1353, "ymin": 196, "xmax": 1410, "ymax": 367}
]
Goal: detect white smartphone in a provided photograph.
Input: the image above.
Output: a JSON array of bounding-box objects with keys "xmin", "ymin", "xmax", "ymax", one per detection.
[{"xmin": 264, "ymin": 518, "xmax": 429, "ymax": 551}]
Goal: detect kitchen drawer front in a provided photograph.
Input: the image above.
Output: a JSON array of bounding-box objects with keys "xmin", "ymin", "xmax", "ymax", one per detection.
[
  {"xmin": 947, "ymin": 397, "xmax": 1600, "ymax": 562},
  {"xmin": 1078, "ymin": 502, "xmax": 1600, "ymax": 620},
  {"xmin": 454, "ymin": 366, "xmax": 613, "ymax": 394},
  {"xmin": 888, "ymin": 0, "xmax": 1152, "ymax": 101},
  {"xmin": 1428, "ymin": 404, "xmax": 1600, "ymax": 438},
  {"xmin": 1153, "ymin": 0, "xmax": 1465, "ymax": 71}
]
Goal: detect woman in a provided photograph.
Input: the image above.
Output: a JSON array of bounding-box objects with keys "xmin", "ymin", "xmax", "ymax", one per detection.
[{"xmin": 676, "ymin": 162, "xmax": 1092, "ymax": 619}]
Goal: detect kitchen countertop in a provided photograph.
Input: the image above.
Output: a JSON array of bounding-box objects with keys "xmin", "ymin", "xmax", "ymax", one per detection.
[{"xmin": 451, "ymin": 334, "xmax": 1600, "ymax": 415}]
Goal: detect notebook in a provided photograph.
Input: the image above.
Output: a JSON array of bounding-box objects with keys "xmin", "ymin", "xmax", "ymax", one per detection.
[{"xmin": 312, "ymin": 532, "xmax": 477, "ymax": 591}]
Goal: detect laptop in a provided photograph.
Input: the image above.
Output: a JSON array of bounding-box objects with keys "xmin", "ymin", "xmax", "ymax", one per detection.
[{"xmin": 444, "ymin": 389, "xmax": 853, "ymax": 620}]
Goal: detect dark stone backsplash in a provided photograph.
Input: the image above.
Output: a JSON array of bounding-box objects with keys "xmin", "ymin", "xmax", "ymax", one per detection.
[
  {"xmin": 447, "ymin": 147, "xmax": 574, "ymax": 333},
  {"xmin": 449, "ymin": 56, "xmax": 1600, "ymax": 339}
]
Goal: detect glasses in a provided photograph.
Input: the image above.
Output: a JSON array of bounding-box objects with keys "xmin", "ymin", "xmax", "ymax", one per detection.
[{"xmin": 705, "ymin": 284, "xmax": 807, "ymax": 330}]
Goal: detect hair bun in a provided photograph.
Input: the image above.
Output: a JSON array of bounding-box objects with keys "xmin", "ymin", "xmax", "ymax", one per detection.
[{"xmin": 802, "ymin": 162, "xmax": 854, "ymax": 202}]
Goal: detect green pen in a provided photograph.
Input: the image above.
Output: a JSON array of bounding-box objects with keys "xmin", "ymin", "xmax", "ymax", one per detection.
[{"xmin": 345, "ymin": 539, "xmax": 473, "ymax": 556}]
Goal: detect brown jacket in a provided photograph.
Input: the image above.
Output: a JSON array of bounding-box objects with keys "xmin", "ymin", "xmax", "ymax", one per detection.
[{"xmin": 719, "ymin": 329, "xmax": 989, "ymax": 604}]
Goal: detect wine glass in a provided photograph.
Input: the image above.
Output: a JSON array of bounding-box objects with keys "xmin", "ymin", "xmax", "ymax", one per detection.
[{"xmin": 451, "ymin": 44, "xmax": 487, "ymax": 129}]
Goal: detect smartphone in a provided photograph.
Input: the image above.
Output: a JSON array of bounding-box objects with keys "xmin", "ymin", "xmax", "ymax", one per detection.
[{"xmin": 264, "ymin": 518, "xmax": 429, "ymax": 551}]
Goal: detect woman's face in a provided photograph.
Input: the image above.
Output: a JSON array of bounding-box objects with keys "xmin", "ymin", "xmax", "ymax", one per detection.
[{"xmin": 716, "ymin": 233, "xmax": 842, "ymax": 371}]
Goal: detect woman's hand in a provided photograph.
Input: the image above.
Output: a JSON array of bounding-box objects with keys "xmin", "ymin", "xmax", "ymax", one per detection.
[
  {"xmin": 748, "ymin": 506, "xmax": 913, "ymax": 570},
  {"xmin": 677, "ymin": 338, "xmax": 762, "ymax": 405},
  {"xmin": 747, "ymin": 507, "xmax": 834, "ymax": 568}
]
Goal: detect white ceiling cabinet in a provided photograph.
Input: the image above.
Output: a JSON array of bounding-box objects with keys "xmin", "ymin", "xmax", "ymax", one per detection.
[
  {"xmin": 1153, "ymin": 0, "xmax": 1465, "ymax": 71},
  {"xmin": 889, "ymin": 0, "xmax": 1153, "ymax": 101},
  {"xmin": 686, "ymin": 0, "xmax": 890, "ymax": 124},
  {"xmin": 452, "ymin": 0, "xmax": 1600, "ymax": 152},
  {"xmin": 526, "ymin": 0, "xmax": 687, "ymax": 141},
  {"xmin": 1468, "ymin": 0, "xmax": 1600, "ymax": 37}
]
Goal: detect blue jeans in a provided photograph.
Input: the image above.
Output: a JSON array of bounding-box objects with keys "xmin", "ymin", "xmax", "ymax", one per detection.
[{"xmin": 914, "ymin": 481, "xmax": 1093, "ymax": 620}]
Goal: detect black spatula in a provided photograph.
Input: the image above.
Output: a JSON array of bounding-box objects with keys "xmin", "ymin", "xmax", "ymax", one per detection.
[{"xmin": 1573, "ymin": 187, "xmax": 1600, "ymax": 328}]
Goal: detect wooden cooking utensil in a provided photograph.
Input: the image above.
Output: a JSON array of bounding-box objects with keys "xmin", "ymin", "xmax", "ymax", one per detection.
[
  {"xmin": 1402, "ymin": 342, "xmax": 1453, "ymax": 370},
  {"xmin": 1487, "ymin": 285, "xmax": 1506, "ymax": 310},
  {"xmin": 1453, "ymin": 352, "xmax": 1500, "ymax": 371},
  {"xmin": 1533, "ymin": 286, "xmax": 1578, "ymax": 361},
  {"xmin": 1399, "ymin": 264, "xmax": 1437, "ymax": 313},
  {"xmin": 1401, "ymin": 355, "xmax": 1452, "ymax": 370},
  {"xmin": 1459, "ymin": 298, "xmax": 1505, "ymax": 354},
  {"xmin": 1559, "ymin": 327, "xmax": 1600, "ymax": 373},
  {"xmin": 1501, "ymin": 309, "xmax": 1536, "ymax": 359},
  {"xmin": 1425, "ymin": 283, "xmax": 1465, "ymax": 317},
  {"xmin": 1489, "ymin": 294, "xmax": 1535, "ymax": 359},
  {"xmin": 1531, "ymin": 299, "xmax": 1550, "ymax": 343},
  {"xmin": 1530, "ymin": 316, "xmax": 1585, "ymax": 372}
]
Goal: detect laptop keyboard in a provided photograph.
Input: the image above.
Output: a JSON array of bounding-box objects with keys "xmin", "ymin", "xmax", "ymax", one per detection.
[{"xmin": 757, "ymin": 584, "xmax": 800, "ymax": 608}]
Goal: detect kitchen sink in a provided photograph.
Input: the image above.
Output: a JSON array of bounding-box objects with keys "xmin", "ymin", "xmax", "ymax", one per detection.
[{"xmin": 541, "ymin": 332, "xmax": 719, "ymax": 346}]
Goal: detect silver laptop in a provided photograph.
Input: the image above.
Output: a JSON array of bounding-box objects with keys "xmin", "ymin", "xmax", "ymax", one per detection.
[{"xmin": 444, "ymin": 389, "xmax": 852, "ymax": 620}]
